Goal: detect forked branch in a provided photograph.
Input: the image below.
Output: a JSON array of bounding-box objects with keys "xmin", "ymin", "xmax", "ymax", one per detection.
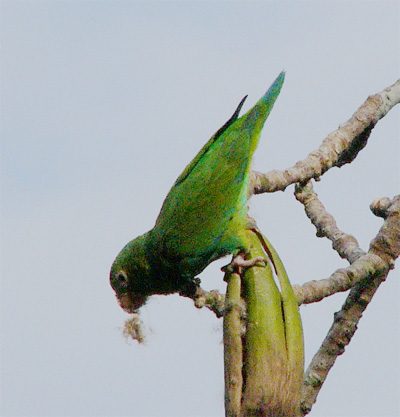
[{"xmin": 301, "ymin": 195, "xmax": 400, "ymax": 414}]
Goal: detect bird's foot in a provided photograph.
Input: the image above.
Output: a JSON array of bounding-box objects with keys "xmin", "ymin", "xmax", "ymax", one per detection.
[{"xmin": 222, "ymin": 252, "xmax": 266, "ymax": 277}]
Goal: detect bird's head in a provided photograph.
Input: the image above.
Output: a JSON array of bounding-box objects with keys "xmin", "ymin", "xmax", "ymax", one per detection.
[{"xmin": 110, "ymin": 234, "xmax": 152, "ymax": 313}]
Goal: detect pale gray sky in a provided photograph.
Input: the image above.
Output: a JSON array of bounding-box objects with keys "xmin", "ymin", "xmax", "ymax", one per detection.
[{"xmin": 1, "ymin": 1, "xmax": 399, "ymax": 416}]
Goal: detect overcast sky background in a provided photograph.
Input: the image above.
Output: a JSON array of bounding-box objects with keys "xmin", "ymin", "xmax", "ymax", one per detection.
[{"xmin": 1, "ymin": 2, "xmax": 399, "ymax": 416}]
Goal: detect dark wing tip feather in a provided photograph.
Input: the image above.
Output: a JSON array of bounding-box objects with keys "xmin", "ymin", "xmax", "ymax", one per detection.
[
  {"xmin": 232, "ymin": 95, "xmax": 248, "ymax": 119},
  {"xmin": 212, "ymin": 95, "xmax": 247, "ymax": 139}
]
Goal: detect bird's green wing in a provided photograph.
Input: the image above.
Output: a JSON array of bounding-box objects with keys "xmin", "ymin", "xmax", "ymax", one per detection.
[
  {"xmin": 152, "ymin": 73, "xmax": 285, "ymax": 269},
  {"xmin": 173, "ymin": 95, "xmax": 248, "ymax": 187}
]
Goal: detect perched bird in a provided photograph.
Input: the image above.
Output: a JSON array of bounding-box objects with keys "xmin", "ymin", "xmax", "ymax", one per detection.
[{"xmin": 110, "ymin": 72, "xmax": 285, "ymax": 312}]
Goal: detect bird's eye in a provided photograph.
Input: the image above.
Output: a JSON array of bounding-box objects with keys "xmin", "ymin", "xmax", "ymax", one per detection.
[{"xmin": 115, "ymin": 271, "xmax": 129, "ymax": 288}]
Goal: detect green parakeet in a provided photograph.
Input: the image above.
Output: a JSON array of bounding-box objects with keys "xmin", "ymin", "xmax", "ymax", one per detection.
[{"xmin": 110, "ymin": 72, "xmax": 285, "ymax": 312}]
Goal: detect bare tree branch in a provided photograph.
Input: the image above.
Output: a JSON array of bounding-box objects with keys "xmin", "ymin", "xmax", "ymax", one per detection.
[
  {"xmin": 294, "ymin": 252, "xmax": 388, "ymax": 305},
  {"xmin": 300, "ymin": 195, "xmax": 400, "ymax": 415},
  {"xmin": 250, "ymin": 79, "xmax": 400, "ymax": 194}
]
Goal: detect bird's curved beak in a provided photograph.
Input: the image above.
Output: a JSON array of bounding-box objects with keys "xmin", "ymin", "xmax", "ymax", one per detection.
[{"xmin": 118, "ymin": 291, "xmax": 148, "ymax": 313}]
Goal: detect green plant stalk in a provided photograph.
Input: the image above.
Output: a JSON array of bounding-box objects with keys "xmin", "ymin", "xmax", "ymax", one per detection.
[
  {"xmin": 241, "ymin": 229, "xmax": 304, "ymax": 417},
  {"xmin": 256, "ymin": 230, "xmax": 304, "ymax": 379}
]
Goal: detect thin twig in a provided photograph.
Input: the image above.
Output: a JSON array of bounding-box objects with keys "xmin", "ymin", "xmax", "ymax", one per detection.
[{"xmin": 187, "ymin": 285, "xmax": 226, "ymax": 318}]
